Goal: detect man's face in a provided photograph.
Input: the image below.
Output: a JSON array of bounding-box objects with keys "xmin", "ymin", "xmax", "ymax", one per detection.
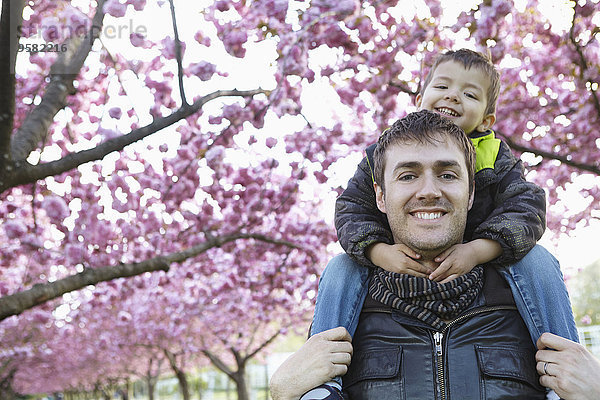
[
  {"xmin": 374, "ymin": 137, "xmax": 474, "ymax": 256},
  {"xmin": 416, "ymin": 60, "xmax": 495, "ymax": 135}
]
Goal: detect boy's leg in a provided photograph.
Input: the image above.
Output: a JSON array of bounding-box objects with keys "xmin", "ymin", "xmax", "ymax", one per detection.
[
  {"xmin": 498, "ymin": 244, "xmax": 579, "ymax": 346},
  {"xmin": 302, "ymin": 253, "xmax": 369, "ymax": 400},
  {"xmin": 310, "ymin": 253, "xmax": 370, "ymax": 338}
]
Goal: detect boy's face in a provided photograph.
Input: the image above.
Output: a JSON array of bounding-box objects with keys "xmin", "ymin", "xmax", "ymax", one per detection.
[{"xmin": 416, "ymin": 60, "xmax": 496, "ymax": 135}]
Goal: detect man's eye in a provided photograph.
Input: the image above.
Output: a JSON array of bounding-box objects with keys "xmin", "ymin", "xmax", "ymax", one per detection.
[
  {"xmin": 398, "ymin": 174, "xmax": 416, "ymax": 181},
  {"xmin": 441, "ymin": 173, "xmax": 457, "ymax": 180}
]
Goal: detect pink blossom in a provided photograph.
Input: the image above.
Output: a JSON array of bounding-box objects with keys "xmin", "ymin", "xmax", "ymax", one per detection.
[
  {"xmin": 130, "ymin": 32, "xmax": 147, "ymax": 47},
  {"xmin": 4, "ymin": 220, "xmax": 28, "ymax": 239},
  {"xmin": 222, "ymin": 27, "xmax": 247, "ymax": 58},
  {"xmin": 215, "ymin": 0, "xmax": 229, "ymax": 11},
  {"xmin": 42, "ymin": 196, "xmax": 70, "ymax": 221},
  {"xmin": 205, "ymin": 145, "xmax": 226, "ymax": 169},
  {"xmin": 40, "ymin": 16, "xmax": 61, "ymax": 42},
  {"xmin": 99, "ymin": 127, "xmax": 119, "ymax": 140},
  {"xmin": 61, "ymin": 6, "xmax": 89, "ymax": 34},
  {"xmin": 65, "ymin": 243, "xmax": 86, "ymax": 263},
  {"xmin": 108, "ymin": 107, "xmax": 122, "ymax": 119},
  {"xmin": 188, "ymin": 61, "xmax": 217, "ymax": 81},
  {"xmin": 103, "ymin": 0, "xmax": 127, "ymax": 18},
  {"xmin": 127, "ymin": 0, "xmax": 147, "ymax": 11},
  {"xmin": 160, "ymin": 37, "xmax": 185, "ymax": 59},
  {"xmin": 265, "ymin": 137, "xmax": 277, "ymax": 148}
]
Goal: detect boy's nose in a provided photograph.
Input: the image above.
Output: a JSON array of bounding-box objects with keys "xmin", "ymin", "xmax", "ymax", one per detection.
[{"xmin": 444, "ymin": 91, "xmax": 459, "ymax": 102}]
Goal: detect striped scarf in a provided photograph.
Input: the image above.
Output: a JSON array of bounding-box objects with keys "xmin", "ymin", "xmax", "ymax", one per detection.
[{"xmin": 369, "ymin": 266, "xmax": 484, "ymax": 330}]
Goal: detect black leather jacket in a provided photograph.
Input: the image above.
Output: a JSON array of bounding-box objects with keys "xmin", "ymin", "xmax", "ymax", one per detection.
[{"xmin": 343, "ymin": 268, "xmax": 545, "ymax": 399}]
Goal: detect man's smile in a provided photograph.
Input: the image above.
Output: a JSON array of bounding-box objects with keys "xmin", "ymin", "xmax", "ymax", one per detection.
[{"xmin": 410, "ymin": 210, "xmax": 447, "ymax": 220}]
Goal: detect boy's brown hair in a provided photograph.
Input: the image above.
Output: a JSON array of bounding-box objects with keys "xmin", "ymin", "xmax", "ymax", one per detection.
[{"xmin": 420, "ymin": 49, "xmax": 501, "ymax": 117}]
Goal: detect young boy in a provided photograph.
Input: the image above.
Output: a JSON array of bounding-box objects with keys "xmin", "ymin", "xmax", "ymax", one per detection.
[{"xmin": 303, "ymin": 49, "xmax": 579, "ymax": 400}]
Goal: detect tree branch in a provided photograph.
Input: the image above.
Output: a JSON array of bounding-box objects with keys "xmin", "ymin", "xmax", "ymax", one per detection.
[
  {"xmin": 569, "ymin": 5, "xmax": 600, "ymax": 119},
  {"xmin": 9, "ymin": 0, "xmax": 107, "ymax": 162},
  {"xmin": 0, "ymin": 88, "xmax": 270, "ymax": 193},
  {"xmin": 244, "ymin": 330, "xmax": 280, "ymax": 362},
  {"xmin": 0, "ymin": 232, "xmax": 299, "ymax": 321},
  {"xmin": 388, "ymin": 80, "xmax": 417, "ymax": 96},
  {"xmin": 495, "ymin": 131, "xmax": 600, "ymax": 175},
  {"xmin": 168, "ymin": 0, "xmax": 188, "ymax": 107},
  {"xmin": 202, "ymin": 350, "xmax": 235, "ymax": 379},
  {"xmin": 0, "ymin": 0, "xmax": 23, "ymax": 170}
]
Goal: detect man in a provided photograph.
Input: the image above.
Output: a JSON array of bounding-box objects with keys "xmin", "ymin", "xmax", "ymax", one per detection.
[{"xmin": 271, "ymin": 110, "xmax": 546, "ymax": 399}]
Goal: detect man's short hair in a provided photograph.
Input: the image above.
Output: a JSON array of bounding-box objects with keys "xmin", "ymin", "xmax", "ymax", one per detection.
[
  {"xmin": 373, "ymin": 110, "xmax": 476, "ymax": 194},
  {"xmin": 420, "ymin": 49, "xmax": 500, "ymax": 117}
]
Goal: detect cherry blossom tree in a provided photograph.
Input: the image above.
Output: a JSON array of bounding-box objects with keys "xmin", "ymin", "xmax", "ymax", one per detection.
[{"xmin": 0, "ymin": 0, "xmax": 598, "ymax": 397}]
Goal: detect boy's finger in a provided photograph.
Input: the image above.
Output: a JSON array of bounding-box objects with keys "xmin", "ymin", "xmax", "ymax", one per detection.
[
  {"xmin": 434, "ymin": 248, "xmax": 452, "ymax": 263},
  {"xmin": 429, "ymin": 260, "xmax": 451, "ymax": 281},
  {"xmin": 397, "ymin": 244, "xmax": 421, "ymax": 259},
  {"xmin": 406, "ymin": 259, "xmax": 433, "ymax": 275}
]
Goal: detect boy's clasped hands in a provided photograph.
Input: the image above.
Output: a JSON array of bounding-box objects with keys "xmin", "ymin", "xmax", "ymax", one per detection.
[{"xmin": 367, "ymin": 238, "xmax": 501, "ymax": 283}]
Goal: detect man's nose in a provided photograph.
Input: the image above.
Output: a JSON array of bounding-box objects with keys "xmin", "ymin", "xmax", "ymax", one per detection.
[{"xmin": 416, "ymin": 175, "xmax": 442, "ymax": 199}]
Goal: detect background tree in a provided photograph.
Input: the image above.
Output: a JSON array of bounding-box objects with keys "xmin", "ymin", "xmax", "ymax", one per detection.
[
  {"xmin": 571, "ymin": 258, "xmax": 600, "ymax": 326},
  {"xmin": 0, "ymin": 0, "xmax": 598, "ymax": 397}
]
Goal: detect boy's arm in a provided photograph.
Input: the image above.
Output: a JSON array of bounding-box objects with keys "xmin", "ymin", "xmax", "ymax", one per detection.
[
  {"xmin": 472, "ymin": 141, "xmax": 546, "ymax": 265},
  {"xmin": 334, "ymin": 144, "xmax": 393, "ymax": 267},
  {"xmin": 430, "ymin": 140, "xmax": 545, "ymax": 282}
]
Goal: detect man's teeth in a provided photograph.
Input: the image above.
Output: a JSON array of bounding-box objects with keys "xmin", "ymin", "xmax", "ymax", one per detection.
[
  {"xmin": 437, "ymin": 107, "xmax": 459, "ymax": 117},
  {"xmin": 414, "ymin": 212, "xmax": 443, "ymax": 220}
]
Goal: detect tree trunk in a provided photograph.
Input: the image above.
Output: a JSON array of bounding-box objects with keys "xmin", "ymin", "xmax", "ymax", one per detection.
[
  {"xmin": 146, "ymin": 375, "xmax": 157, "ymax": 400},
  {"xmin": 163, "ymin": 349, "xmax": 190, "ymax": 400},
  {"xmin": 233, "ymin": 367, "xmax": 250, "ymax": 400},
  {"xmin": 174, "ymin": 367, "xmax": 191, "ymax": 400}
]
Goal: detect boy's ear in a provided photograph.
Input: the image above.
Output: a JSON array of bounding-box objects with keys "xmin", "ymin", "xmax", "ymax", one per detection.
[
  {"xmin": 476, "ymin": 113, "xmax": 496, "ymax": 132},
  {"xmin": 374, "ymin": 182, "xmax": 386, "ymax": 214},
  {"xmin": 415, "ymin": 93, "xmax": 422, "ymax": 108}
]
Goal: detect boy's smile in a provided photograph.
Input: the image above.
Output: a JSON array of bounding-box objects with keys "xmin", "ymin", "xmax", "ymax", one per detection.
[{"xmin": 416, "ymin": 60, "xmax": 496, "ymax": 135}]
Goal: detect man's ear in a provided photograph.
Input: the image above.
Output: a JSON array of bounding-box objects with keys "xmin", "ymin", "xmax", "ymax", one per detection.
[
  {"xmin": 468, "ymin": 187, "xmax": 475, "ymax": 211},
  {"xmin": 476, "ymin": 113, "xmax": 496, "ymax": 132},
  {"xmin": 415, "ymin": 93, "xmax": 422, "ymax": 108},
  {"xmin": 374, "ymin": 182, "xmax": 386, "ymax": 214}
]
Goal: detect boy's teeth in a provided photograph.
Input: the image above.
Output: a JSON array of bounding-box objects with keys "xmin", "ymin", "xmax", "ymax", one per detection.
[
  {"xmin": 415, "ymin": 212, "xmax": 443, "ymax": 220},
  {"xmin": 437, "ymin": 107, "xmax": 459, "ymax": 117}
]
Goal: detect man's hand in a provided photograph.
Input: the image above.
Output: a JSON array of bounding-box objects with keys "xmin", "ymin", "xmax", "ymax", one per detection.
[
  {"xmin": 269, "ymin": 327, "xmax": 353, "ymax": 400},
  {"xmin": 429, "ymin": 239, "xmax": 501, "ymax": 283},
  {"xmin": 536, "ymin": 332, "xmax": 600, "ymax": 399},
  {"xmin": 366, "ymin": 242, "xmax": 430, "ymax": 277}
]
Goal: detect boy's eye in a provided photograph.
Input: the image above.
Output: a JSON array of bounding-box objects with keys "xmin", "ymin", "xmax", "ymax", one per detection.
[
  {"xmin": 465, "ymin": 92, "xmax": 478, "ymax": 99},
  {"xmin": 434, "ymin": 85, "xmax": 447, "ymax": 89}
]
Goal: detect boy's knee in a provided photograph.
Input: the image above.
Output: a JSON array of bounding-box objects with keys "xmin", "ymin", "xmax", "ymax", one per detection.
[{"xmin": 319, "ymin": 253, "xmax": 366, "ymax": 289}]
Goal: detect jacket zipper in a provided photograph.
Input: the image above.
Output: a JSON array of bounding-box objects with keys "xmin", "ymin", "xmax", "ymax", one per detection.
[
  {"xmin": 432, "ymin": 305, "xmax": 516, "ymax": 400},
  {"xmin": 433, "ymin": 331, "xmax": 445, "ymax": 400}
]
